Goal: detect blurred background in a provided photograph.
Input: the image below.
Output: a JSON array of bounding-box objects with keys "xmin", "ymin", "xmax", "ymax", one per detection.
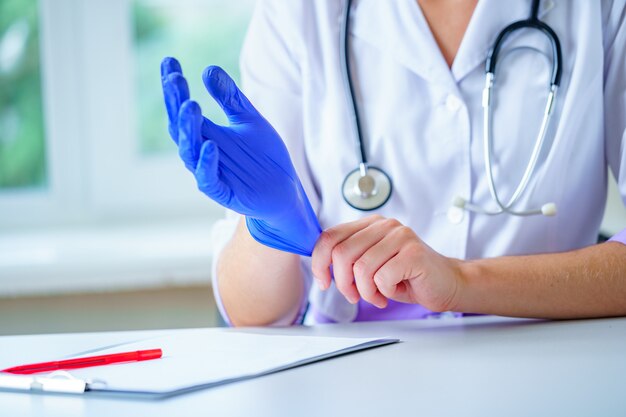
[
  {"xmin": 0, "ymin": 0, "xmax": 625, "ymax": 335},
  {"xmin": 0, "ymin": 0, "xmax": 255, "ymax": 334}
]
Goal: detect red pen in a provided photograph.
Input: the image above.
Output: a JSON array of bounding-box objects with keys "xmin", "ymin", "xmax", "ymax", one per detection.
[{"xmin": 1, "ymin": 349, "xmax": 162, "ymax": 375}]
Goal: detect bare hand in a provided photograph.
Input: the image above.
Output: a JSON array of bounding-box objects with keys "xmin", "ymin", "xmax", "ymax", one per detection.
[{"xmin": 311, "ymin": 215, "xmax": 465, "ymax": 312}]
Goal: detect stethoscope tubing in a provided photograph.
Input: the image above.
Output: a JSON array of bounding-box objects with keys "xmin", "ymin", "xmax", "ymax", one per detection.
[
  {"xmin": 486, "ymin": 19, "xmax": 563, "ymax": 87},
  {"xmin": 480, "ymin": 0, "xmax": 562, "ymax": 216},
  {"xmin": 341, "ymin": 0, "xmax": 368, "ymax": 166},
  {"xmin": 340, "ymin": 0, "xmax": 562, "ymax": 217}
]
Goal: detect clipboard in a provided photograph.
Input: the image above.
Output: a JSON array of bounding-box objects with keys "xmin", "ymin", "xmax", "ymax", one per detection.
[{"xmin": 0, "ymin": 329, "xmax": 399, "ymax": 399}]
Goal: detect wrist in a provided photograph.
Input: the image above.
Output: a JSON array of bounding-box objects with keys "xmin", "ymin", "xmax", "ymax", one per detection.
[
  {"xmin": 246, "ymin": 214, "xmax": 321, "ymax": 257},
  {"xmin": 453, "ymin": 258, "xmax": 484, "ymax": 313},
  {"xmin": 245, "ymin": 181, "xmax": 321, "ymax": 257}
]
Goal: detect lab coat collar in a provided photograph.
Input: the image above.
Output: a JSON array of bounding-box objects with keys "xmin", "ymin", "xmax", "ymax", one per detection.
[{"xmin": 350, "ymin": 0, "xmax": 555, "ymax": 85}]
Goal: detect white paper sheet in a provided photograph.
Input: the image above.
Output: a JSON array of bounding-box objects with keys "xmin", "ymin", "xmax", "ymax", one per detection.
[{"xmin": 62, "ymin": 329, "xmax": 397, "ymax": 396}]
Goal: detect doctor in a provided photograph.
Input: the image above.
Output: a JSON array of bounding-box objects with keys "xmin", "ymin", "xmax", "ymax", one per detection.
[{"xmin": 161, "ymin": 0, "xmax": 626, "ymax": 326}]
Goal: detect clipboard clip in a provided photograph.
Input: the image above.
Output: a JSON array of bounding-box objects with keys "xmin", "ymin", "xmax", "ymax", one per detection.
[{"xmin": 0, "ymin": 371, "xmax": 89, "ymax": 394}]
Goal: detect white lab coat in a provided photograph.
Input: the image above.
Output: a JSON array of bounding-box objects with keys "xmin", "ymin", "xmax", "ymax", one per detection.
[{"xmin": 211, "ymin": 0, "xmax": 626, "ymax": 324}]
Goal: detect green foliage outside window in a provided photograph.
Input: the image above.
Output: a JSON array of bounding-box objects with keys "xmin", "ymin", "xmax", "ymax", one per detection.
[{"xmin": 0, "ymin": 0, "xmax": 46, "ymax": 189}]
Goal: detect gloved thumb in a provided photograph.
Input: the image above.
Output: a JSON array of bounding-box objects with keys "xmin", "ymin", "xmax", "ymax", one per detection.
[{"xmin": 202, "ymin": 66, "xmax": 257, "ymax": 123}]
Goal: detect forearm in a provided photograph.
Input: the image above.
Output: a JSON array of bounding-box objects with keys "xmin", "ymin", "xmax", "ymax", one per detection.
[
  {"xmin": 217, "ymin": 217, "xmax": 305, "ymax": 326},
  {"xmin": 456, "ymin": 242, "xmax": 626, "ymax": 319}
]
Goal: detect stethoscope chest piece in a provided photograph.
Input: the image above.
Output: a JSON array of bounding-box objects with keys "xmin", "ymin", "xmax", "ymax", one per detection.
[{"xmin": 342, "ymin": 166, "xmax": 392, "ymax": 211}]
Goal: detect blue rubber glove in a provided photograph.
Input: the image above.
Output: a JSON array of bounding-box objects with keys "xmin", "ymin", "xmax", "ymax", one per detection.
[{"xmin": 161, "ymin": 57, "xmax": 321, "ymax": 256}]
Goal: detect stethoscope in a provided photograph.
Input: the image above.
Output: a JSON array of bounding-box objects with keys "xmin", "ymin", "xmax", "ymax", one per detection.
[{"xmin": 340, "ymin": 0, "xmax": 562, "ymax": 217}]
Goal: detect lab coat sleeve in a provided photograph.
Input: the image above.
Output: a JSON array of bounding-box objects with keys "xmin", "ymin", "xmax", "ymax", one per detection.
[
  {"xmin": 609, "ymin": 228, "xmax": 626, "ymax": 245},
  {"xmin": 210, "ymin": 0, "xmax": 315, "ymax": 326},
  {"xmin": 603, "ymin": 1, "xmax": 626, "ymax": 205},
  {"xmin": 210, "ymin": 209, "xmax": 238, "ymax": 326}
]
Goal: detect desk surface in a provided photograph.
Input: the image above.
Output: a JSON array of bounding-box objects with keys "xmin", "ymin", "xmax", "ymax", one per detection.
[{"xmin": 1, "ymin": 316, "xmax": 625, "ymax": 417}]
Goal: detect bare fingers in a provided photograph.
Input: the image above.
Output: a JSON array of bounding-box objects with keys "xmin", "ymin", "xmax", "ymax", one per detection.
[{"xmin": 311, "ymin": 215, "xmax": 382, "ymax": 298}]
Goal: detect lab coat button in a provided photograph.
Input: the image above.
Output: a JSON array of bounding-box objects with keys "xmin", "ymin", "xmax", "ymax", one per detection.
[
  {"xmin": 447, "ymin": 206, "xmax": 464, "ymax": 224},
  {"xmin": 446, "ymin": 94, "xmax": 462, "ymax": 111}
]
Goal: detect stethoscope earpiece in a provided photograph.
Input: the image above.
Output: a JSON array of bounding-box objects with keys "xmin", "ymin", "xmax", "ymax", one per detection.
[
  {"xmin": 451, "ymin": 195, "xmax": 558, "ymax": 217},
  {"xmin": 540, "ymin": 203, "xmax": 557, "ymax": 216}
]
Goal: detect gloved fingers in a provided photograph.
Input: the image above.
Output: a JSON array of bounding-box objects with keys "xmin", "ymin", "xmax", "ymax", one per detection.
[
  {"xmin": 178, "ymin": 100, "xmax": 203, "ymax": 171},
  {"xmin": 160, "ymin": 56, "xmax": 182, "ymax": 79},
  {"xmin": 195, "ymin": 140, "xmax": 232, "ymax": 206},
  {"xmin": 202, "ymin": 65, "xmax": 258, "ymax": 123},
  {"xmin": 162, "ymin": 72, "xmax": 190, "ymax": 144},
  {"xmin": 201, "ymin": 116, "xmax": 225, "ymax": 147}
]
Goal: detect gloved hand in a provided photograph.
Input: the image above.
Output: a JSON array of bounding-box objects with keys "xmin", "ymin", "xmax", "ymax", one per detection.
[{"xmin": 160, "ymin": 57, "xmax": 321, "ymax": 256}]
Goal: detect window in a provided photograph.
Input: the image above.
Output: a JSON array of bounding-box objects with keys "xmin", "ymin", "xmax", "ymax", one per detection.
[
  {"xmin": 1, "ymin": 0, "xmax": 257, "ymax": 293},
  {"xmin": 1, "ymin": 0, "xmax": 255, "ymax": 229}
]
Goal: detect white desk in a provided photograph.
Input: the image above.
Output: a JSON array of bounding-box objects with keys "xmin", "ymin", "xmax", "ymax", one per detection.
[{"xmin": 1, "ymin": 316, "xmax": 625, "ymax": 417}]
